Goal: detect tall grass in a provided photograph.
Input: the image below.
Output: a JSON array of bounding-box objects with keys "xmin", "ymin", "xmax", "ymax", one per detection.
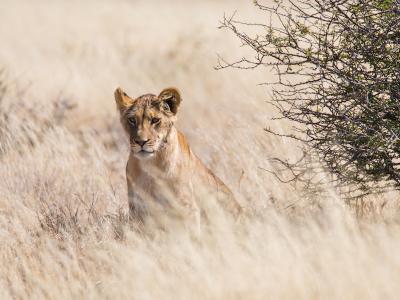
[{"xmin": 0, "ymin": 0, "xmax": 399, "ymax": 299}]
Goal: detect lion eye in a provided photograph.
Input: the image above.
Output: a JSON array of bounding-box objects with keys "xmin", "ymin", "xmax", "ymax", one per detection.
[
  {"xmin": 128, "ymin": 117, "xmax": 136, "ymax": 127},
  {"xmin": 151, "ymin": 118, "xmax": 161, "ymax": 125},
  {"xmin": 162, "ymin": 102, "xmax": 171, "ymax": 112}
]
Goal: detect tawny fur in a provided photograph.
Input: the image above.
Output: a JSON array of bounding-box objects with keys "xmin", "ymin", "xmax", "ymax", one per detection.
[{"xmin": 114, "ymin": 87, "xmax": 241, "ymax": 228}]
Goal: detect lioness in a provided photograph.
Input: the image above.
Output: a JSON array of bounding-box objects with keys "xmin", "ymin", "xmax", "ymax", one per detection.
[{"xmin": 114, "ymin": 87, "xmax": 241, "ymax": 229}]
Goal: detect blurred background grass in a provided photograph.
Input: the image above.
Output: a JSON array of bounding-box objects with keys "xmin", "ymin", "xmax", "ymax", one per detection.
[{"xmin": 0, "ymin": 0, "xmax": 400, "ymax": 299}]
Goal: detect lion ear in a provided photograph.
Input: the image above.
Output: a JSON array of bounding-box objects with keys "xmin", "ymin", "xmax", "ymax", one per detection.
[
  {"xmin": 114, "ymin": 87, "xmax": 134, "ymax": 113},
  {"xmin": 158, "ymin": 88, "xmax": 182, "ymax": 115}
]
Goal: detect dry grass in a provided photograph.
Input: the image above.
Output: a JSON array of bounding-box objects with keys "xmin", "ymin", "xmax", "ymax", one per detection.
[{"xmin": 1, "ymin": 0, "xmax": 400, "ymax": 299}]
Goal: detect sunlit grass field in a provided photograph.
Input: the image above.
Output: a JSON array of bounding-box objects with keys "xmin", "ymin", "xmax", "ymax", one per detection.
[{"xmin": 1, "ymin": 0, "xmax": 400, "ymax": 299}]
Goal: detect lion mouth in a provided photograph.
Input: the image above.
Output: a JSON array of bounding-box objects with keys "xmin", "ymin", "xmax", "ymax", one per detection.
[
  {"xmin": 135, "ymin": 150, "xmax": 155, "ymax": 158},
  {"xmin": 139, "ymin": 150, "xmax": 153, "ymax": 154}
]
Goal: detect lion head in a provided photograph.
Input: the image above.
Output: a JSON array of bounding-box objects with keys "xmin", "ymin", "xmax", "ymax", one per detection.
[{"xmin": 114, "ymin": 87, "xmax": 182, "ymax": 159}]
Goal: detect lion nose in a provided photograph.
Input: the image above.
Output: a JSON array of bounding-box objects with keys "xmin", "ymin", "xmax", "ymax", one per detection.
[{"xmin": 135, "ymin": 139, "xmax": 149, "ymax": 147}]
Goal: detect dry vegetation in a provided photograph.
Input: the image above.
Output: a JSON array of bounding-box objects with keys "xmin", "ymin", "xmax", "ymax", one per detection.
[{"xmin": 1, "ymin": 0, "xmax": 400, "ymax": 299}]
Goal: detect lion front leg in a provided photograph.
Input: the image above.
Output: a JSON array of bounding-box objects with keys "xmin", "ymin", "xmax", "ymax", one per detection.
[
  {"xmin": 127, "ymin": 182, "xmax": 147, "ymax": 225},
  {"xmin": 128, "ymin": 196, "xmax": 145, "ymax": 224}
]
